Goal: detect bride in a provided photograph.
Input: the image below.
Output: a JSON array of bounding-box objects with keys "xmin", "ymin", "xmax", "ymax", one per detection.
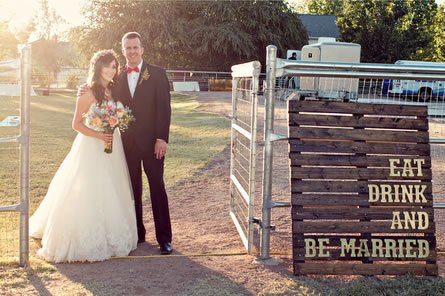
[{"xmin": 29, "ymin": 49, "xmax": 138, "ymax": 263}]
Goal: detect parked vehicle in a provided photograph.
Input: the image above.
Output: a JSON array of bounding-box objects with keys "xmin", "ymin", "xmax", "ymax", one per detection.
[
  {"xmin": 298, "ymin": 41, "xmax": 361, "ymax": 101},
  {"xmin": 388, "ymin": 60, "xmax": 445, "ymax": 101}
]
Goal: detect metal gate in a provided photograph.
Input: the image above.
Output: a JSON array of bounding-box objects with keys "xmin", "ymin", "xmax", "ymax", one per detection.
[
  {"xmin": 0, "ymin": 45, "xmax": 31, "ymax": 266},
  {"xmin": 229, "ymin": 61, "xmax": 261, "ymax": 254}
]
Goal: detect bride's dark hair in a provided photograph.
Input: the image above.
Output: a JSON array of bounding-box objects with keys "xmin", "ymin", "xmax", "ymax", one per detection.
[{"xmin": 87, "ymin": 49, "xmax": 119, "ymax": 105}]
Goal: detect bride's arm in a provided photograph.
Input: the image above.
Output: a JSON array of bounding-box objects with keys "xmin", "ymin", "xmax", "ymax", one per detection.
[{"xmin": 72, "ymin": 91, "xmax": 112, "ymax": 144}]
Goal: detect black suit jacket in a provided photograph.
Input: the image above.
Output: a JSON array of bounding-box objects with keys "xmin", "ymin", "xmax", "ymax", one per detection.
[{"xmin": 116, "ymin": 62, "xmax": 171, "ymax": 155}]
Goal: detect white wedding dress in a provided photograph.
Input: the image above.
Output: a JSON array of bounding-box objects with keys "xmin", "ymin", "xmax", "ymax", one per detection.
[{"xmin": 30, "ymin": 101, "xmax": 138, "ymax": 263}]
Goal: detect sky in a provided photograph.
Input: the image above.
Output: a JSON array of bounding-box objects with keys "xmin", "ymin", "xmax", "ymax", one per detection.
[{"xmin": 0, "ymin": 0, "xmax": 86, "ymax": 32}]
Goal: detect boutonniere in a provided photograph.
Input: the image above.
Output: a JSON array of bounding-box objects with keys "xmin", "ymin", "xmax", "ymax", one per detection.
[{"xmin": 138, "ymin": 68, "xmax": 150, "ymax": 86}]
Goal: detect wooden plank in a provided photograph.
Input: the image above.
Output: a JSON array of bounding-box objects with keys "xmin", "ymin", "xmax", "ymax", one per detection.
[
  {"xmin": 289, "ymin": 113, "xmax": 429, "ymax": 130},
  {"xmin": 292, "ymin": 207, "xmax": 434, "ymax": 220},
  {"xmin": 293, "ymin": 235, "xmax": 437, "ymax": 261},
  {"xmin": 294, "ymin": 263, "xmax": 438, "ymax": 275},
  {"xmin": 293, "ymin": 221, "xmax": 435, "ymax": 234},
  {"xmin": 289, "ymin": 127, "xmax": 429, "ymax": 143},
  {"xmin": 291, "ymin": 193, "xmax": 433, "ymax": 206},
  {"xmin": 290, "ymin": 154, "xmax": 432, "ymax": 167},
  {"xmin": 293, "ymin": 249, "xmax": 436, "ymax": 261},
  {"xmin": 292, "ymin": 180, "xmax": 433, "ymax": 195},
  {"xmin": 291, "ymin": 167, "xmax": 432, "ymax": 180},
  {"xmin": 293, "ymin": 235, "xmax": 436, "ymax": 245},
  {"xmin": 289, "ymin": 140, "xmax": 430, "ymax": 155},
  {"xmin": 289, "ymin": 100, "xmax": 428, "ymax": 117}
]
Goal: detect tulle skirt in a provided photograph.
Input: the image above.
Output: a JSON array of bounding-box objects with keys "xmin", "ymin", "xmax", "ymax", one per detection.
[{"xmin": 30, "ymin": 129, "xmax": 138, "ymax": 263}]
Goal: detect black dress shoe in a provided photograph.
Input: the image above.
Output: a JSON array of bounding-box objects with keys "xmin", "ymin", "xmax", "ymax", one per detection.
[{"xmin": 160, "ymin": 242, "xmax": 172, "ymax": 255}]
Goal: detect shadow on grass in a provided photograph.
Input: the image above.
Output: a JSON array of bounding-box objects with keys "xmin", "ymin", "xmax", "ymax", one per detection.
[
  {"xmin": 26, "ymin": 265, "xmax": 54, "ymax": 296},
  {"xmin": 0, "ymin": 260, "xmax": 57, "ymax": 296}
]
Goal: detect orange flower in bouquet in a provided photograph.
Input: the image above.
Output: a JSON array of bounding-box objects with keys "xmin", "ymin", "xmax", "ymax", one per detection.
[{"xmin": 83, "ymin": 101, "xmax": 135, "ymax": 153}]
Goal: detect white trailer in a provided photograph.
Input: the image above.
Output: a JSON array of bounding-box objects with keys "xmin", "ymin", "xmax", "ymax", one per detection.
[{"xmin": 299, "ymin": 41, "xmax": 361, "ymax": 101}]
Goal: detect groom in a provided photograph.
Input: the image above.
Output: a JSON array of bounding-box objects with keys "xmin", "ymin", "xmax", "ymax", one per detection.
[{"xmin": 117, "ymin": 32, "xmax": 172, "ymax": 255}]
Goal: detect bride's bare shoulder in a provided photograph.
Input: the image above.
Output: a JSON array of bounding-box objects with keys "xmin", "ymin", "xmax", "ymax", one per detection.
[{"xmin": 77, "ymin": 89, "xmax": 95, "ymax": 105}]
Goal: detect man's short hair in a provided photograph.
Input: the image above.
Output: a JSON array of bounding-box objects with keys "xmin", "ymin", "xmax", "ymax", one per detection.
[{"xmin": 122, "ymin": 32, "xmax": 143, "ymax": 47}]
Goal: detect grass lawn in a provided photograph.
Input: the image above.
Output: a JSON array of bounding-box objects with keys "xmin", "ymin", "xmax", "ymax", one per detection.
[{"xmin": 0, "ymin": 90, "xmax": 230, "ymax": 262}]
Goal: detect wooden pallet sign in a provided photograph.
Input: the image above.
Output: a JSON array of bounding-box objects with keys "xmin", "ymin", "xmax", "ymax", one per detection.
[{"xmin": 288, "ymin": 100, "xmax": 437, "ymax": 276}]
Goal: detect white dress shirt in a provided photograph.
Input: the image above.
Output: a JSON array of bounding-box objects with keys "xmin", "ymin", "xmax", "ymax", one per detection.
[{"xmin": 127, "ymin": 60, "xmax": 143, "ymax": 98}]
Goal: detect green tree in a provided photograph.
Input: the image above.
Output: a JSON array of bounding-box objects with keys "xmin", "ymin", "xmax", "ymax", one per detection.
[
  {"xmin": 339, "ymin": 0, "xmax": 437, "ymax": 63},
  {"xmin": 0, "ymin": 22, "xmax": 18, "ymax": 60},
  {"xmin": 16, "ymin": 20, "xmax": 35, "ymax": 44},
  {"xmin": 306, "ymin": 0, "xmax": 343, "ymax": 15},
  {"xmin": 415, "ymin": 4, "xmax": 445, "ymax": 61},
  {"xmin": 71, "ymin": 0, "xmax": 308, "ymax": 71},
  {"xmin": 30, "ymin": 0, "xmax": 70, "ymax": 93},
  {"xmin": 305, "ymin": 0, "xmax": 439, "ymax": 63}
]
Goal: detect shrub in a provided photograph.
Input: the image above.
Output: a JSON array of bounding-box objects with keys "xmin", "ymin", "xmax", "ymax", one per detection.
[
  {"xmin": 208, "ymin": 79, "xmax": 232, "ymax": 91},
  {"xmin": 65, "ymin": 75, "xmax": 80, "ymax": 89}
]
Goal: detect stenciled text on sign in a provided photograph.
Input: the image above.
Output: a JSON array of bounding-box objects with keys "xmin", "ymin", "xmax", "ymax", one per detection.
[{"xmin": 304, "ymin": 158, "xmax": 431, "ymax": 259}]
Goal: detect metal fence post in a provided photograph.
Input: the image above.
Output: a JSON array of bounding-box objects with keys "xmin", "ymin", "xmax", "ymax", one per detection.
[
  {"xmin": 260, "ymin": 45, "xmax": 277, "ymax": 260},
  {"xmin": 229, "ymin": 76, "xmax": 238, "ymax": 230},
  {"xmin": 19, "ymin": 45, "xmax": 31, "ymax": 267}
]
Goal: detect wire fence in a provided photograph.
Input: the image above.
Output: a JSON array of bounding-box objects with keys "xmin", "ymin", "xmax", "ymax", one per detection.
[
  {"xmin": 1, "ymin": 64, "xmax": 233, "ymax": 92},
  {"xmin": 35, "ymin": 68, "xmax": 233, "ymax": 91}
]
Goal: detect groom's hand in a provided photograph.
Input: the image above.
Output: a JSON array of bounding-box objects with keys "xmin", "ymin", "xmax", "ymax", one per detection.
[
  {"xmin": 77, "ymin": 83, "xmax": 89, "ymax": 97},
  {"xmin": 155, "ymin": 139, "xmax": 167, "ymax": 159}
]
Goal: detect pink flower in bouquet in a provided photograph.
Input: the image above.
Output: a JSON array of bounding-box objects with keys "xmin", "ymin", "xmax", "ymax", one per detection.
[{"xmin": 108, "ymin": 116, "xmax": 119, "ymax": 128}]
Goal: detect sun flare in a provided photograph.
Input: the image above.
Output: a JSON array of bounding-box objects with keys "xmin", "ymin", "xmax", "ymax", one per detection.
[{"xmin": 0, "ymin": 0, "xmax": 84, "ymax": 32}]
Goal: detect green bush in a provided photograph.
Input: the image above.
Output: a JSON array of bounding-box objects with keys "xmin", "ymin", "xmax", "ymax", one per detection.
[
  {"xmin": 65, "ymin": 74, "xmax": 80, "ymax": 89},
  {"xmin": 32, "ymin": 71, "xmax": 53, "ymax": 88}
]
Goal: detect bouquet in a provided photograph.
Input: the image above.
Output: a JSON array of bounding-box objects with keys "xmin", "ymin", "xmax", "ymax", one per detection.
[{"xmin": 83, "ymin": 100, "xmax": 135, "ymax": 153}]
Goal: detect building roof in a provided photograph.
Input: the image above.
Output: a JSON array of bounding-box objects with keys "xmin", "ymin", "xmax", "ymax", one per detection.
[{"xmin": 299, "ymin": 14, "xmax": 340, "ymax": 38}]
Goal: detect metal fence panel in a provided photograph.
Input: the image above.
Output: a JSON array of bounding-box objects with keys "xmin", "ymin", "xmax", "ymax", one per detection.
[{"xmin": 230, "ymin": 61, "xmax": 260, "ymax": 254}]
